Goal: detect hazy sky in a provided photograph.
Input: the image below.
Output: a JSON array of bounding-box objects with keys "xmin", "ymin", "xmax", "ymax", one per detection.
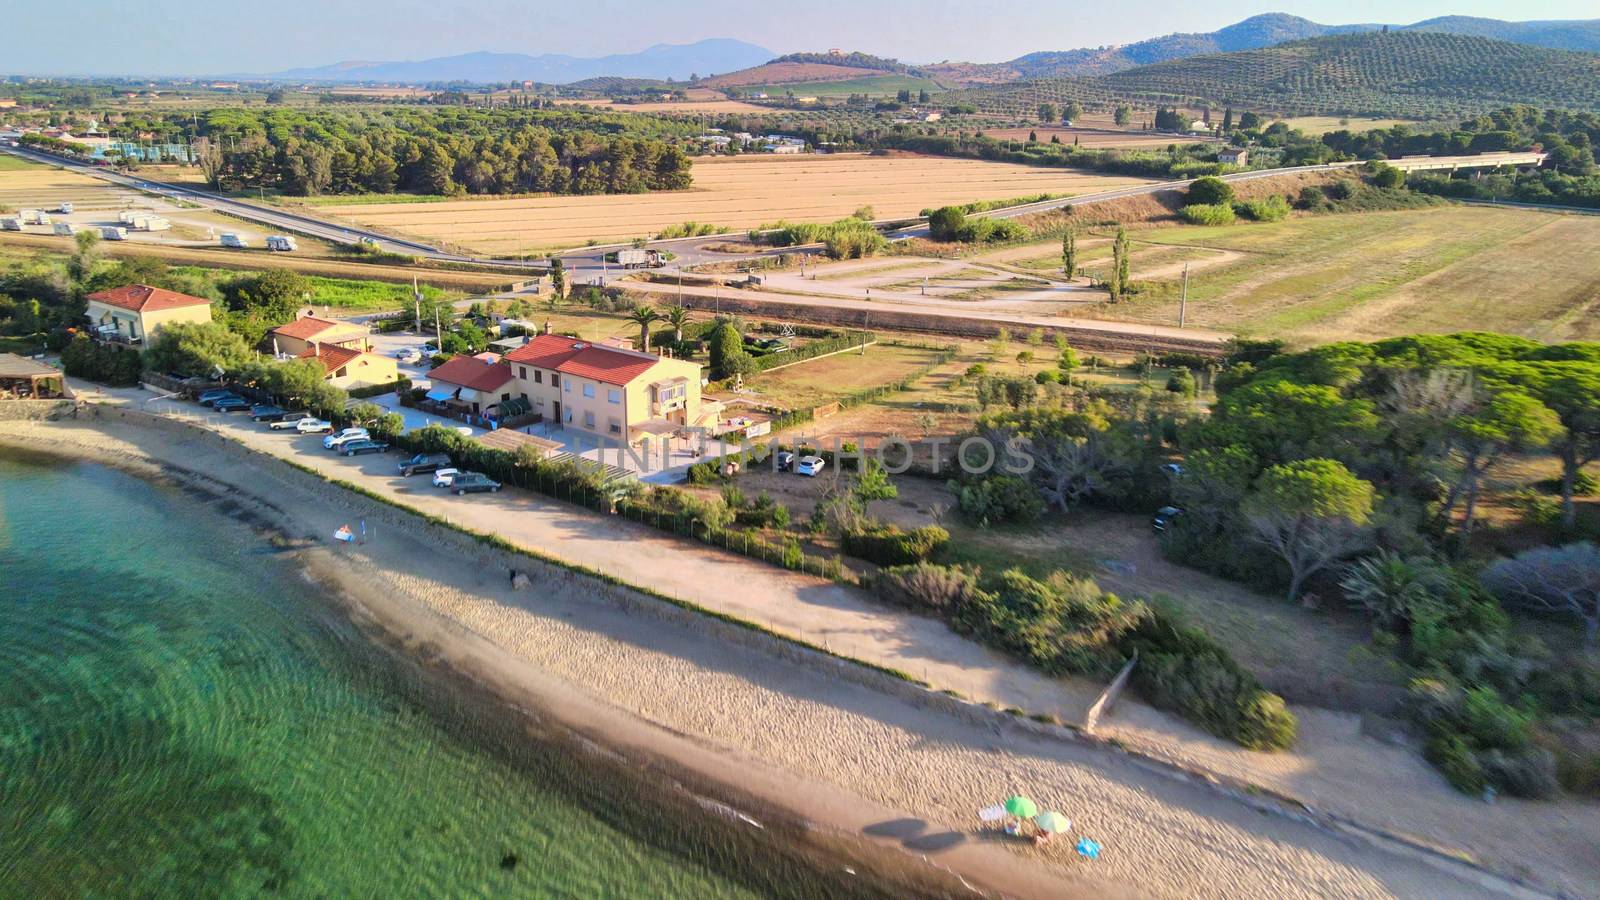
[{"xmin": 6, "ymin": 0, "xmax": 1597, "ymax": 75}]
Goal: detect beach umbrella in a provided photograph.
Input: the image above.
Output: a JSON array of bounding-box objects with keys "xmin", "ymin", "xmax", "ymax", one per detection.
[
  {"xmin": 1075, "ymin": 838, "xmax": 1102, "ymax": 859},
  {"xmin": 1034, "ymin": 811, "xmax": 1071, "ymax": 834},
  {"xmin": 1004, "ymin": 795, "xmax": 1038, "ymax": 819}
]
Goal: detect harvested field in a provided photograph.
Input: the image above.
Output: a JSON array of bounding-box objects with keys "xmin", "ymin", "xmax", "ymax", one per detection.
[
  {"xmin": 741, "ymin": 343, "xmax": 950, "ymax": 410},
  {"xmin": 993, "ymin": 205, "xmax": 1600, "ymax": 344},
  {"xmin": 0, "ymin": 232, "xmax": 514, "ymax": 292},
  {"xmin": 980, "ymin": 126, "xmax": 1220, "ymax": 148},
  {"xmin": 1276, "ymin": 116, "xmax": 1423, "ymax": 136},
  {"xmin": 319, "ymin": 154, "xmax": 1155, "ymax": 253},
  {"xmin": 550, "ymin": 98, "xmax": 769, "ymax": 113},
  {"xmin": 0, "ymin": 160, "xmax": 147, "ymax": 212},
  {"xmin": 701, "ymin": 62, "xmax": 885, "ymax": 88}
]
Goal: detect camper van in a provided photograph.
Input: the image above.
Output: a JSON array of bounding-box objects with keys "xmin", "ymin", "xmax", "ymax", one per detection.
[
  {"xmin": 100, "ymin": 226, "xmax": 128, "ymax": 241},
  {"xmin": 0, "ymin": 218, "xmax": 21, "ymax": 232},
  {"xmin": 219, "ymin": 233, "xmax": 249, "ymax": 249},
  {"xmin": 265, "ymin": 235, "xmax": 297, "ymax": 252},
  {"xmin": 19, "ymin": 209, "xmax": 45, "ymax": 225},
  {"xmin": 32, "ymin": 212, "xmax": 52, "ymax": 227},
  {"xmin": 132, "ymin": 216, "xmax": 171, "ymax": 232},
  {"xmin": 52, "ymin": 222, "xmax": 77, "ymax": 236}
]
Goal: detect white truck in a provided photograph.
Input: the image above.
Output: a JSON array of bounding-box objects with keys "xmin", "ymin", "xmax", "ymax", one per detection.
[
  {"xmin": 265, "ymin": 235, "xmax": 298, "ymax": 252},
  {"xmin": 219, "ymin": 233, "xmax": 249, "ymax": 249},
  {"xmin": 52, "ymin": 222, "xmax": 77, "ymax": 236},
  {"xmin": 616, "ymin": 248, "xmax": 662, "ymax": 269},
  {"xmin": 100, "ymin": 226, "xmax": 128, "ymax": 241},
  {"xmin": 56, "ymin": 202, "xmax": 74, "ymax": 214}
]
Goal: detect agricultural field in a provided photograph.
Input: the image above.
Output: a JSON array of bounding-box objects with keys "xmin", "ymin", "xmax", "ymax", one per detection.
[
  {"xmin": 317, "ymin": 154, "xmax": 1155, "ymax": 253},
  {"xmin": 550, "ymin": 97, "xmax": 770, "ymax": 113},
  {"xmin": 733, "ymin": 75, "xmax": 945, "ymax": 98},
  {"xmin": 740, "ymin": 342, "xmax": 951, "ymax": 411},
  {"xmin": 700, "ymin": 61, "xmax": 889, "ymax": 88},
  {"xmin": 1274, "ymin": 115, "xmax": 1423, "ymax": 136},
  {"xmin": 977, "ymin": 205, "xmax": 1600, "ymax": 344}
]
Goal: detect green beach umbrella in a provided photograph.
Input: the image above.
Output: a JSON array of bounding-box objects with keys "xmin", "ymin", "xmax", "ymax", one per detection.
[
  {"xmin": 1004, "ymin": 795, "xmax": 1038, "ymax": 818},
  {"xmin": 1034, "ymin": 811, "xmax": 1071, "ymax": 834}
]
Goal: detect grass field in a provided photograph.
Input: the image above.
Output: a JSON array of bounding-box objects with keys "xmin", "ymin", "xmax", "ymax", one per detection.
[
  {"xmin": 0, "ymin": 155, "xmax": 44, "ymax": 172},
  {"xmin": 742, "ymin": 343, "xmax": 951, "ymax": 410},
  {"xmin": 318, "ymin": 154, "xmax": 1154, "ymax": 253},
  {"xmin": 1276, "ymin": 116, "xmax": 1424, "ymax": 136},
  {"xmin": 979, "ymin": 206, "xmax": 1600, "ymax": 344},
  {"xmin": 0, "ymin": 161, "xmax": 142, "ymax": 212}
]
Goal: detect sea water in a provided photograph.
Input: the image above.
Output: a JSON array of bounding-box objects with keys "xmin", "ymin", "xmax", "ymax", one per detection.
[{"xmin": 0, "ymin": 453, "xmax": 913, "ymax": 898}]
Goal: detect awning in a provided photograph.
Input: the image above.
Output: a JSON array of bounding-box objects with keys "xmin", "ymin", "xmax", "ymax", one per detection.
[
  {"xmin": 632, "ymin": 417, "xmax": 678, "ymax": 437},
  {"xmin": 492, "ymin": 396, "xmax": 531, "ymax": 418},
  {"xmin": 425, "ymin": 386, "xmax": 456, "ymax": 402}
]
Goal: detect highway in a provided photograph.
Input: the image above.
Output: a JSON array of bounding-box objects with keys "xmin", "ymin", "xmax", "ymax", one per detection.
[{"xmin": 1, "ymin": 143, "xmax": 1548, "ymax": 285}]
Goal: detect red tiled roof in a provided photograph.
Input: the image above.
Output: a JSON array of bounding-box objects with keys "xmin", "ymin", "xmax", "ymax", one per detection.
[
  {"xmin": 427, "ymin": 355, "xmax": 514, "ymax": 393},
  {"xmin": 505, "ymin": 333, "xmax": 659, "ymax": 386},
  {"xmin": 272, "ymin": 315, "xmax": 348, "ymax": 341},
  {"xmin": 87, "ymin": 284, "xmax": 210, "ymax": 313},
  {"xmin": 297, "ymin": 344, "xmax": 364, "ymax": 374}
]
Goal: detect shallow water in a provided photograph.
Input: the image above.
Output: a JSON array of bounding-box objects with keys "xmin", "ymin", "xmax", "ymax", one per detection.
[{"xmin": 0, "ymin": 453, "xmax": 912, "ymax": 898}]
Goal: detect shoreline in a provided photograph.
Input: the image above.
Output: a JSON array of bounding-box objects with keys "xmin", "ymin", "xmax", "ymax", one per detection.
[{"xmin": 0, "ymin": 412, "xmax": 1556, "ymax": 899}]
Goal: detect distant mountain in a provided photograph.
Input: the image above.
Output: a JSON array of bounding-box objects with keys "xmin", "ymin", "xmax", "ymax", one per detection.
[
  {"xmin": 952, "ymin": 31, "xmax": 1600, "ymax": 118},
  {"xmin": 929, "ymin": 13, "xmax": 1600, "ymax": 83},
  {"xmin": 273, "ymin": 39, "xmax": 775, "ymax": 85}
]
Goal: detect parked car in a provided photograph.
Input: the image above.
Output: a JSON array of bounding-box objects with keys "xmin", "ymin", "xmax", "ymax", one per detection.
[
  {"xmin": 432, "ymin": 468, "xmax": 460, "ymax": 487},
  {"xmin": 775, "ymin": 451, "xmax": 795, "ymax": 472},
  {"xmin": 451, "ymin": 472, "xmax": 502, "ymax": 495},
  {"xmin": 1152, "ymin": 506, "xmax": 1185, "ymax": 533},
  {"xmin": 392, "ymin": 347, "xmax": 422, "ymax": 362},
  {"xmin": 250, "ymin": 404, "xmax": 288, "ymax": 421},
  {"xmin": 197, "ymin": 389, "xmax": 238, "ymax": 406},
  {"xmin": 323, "ymin": 428, "xmax": 370, "ymax": 450},
  {"xmin": 341, "ymin": 439, "xmax": 390, "ymax": 457},
  {"xmin": 270, "ymin": 415, "xmax": 313, "ymax": 430},
  {"xmin": 399, "ymin": 453, "xmax": 451, "ymax": 476},
  {"xmin": 296, "ymin": 418, "xmax": 334, "ymax": 434},
  {"xmin": 796, "ymin": 455, "xmax": 826, "ymax": 477},
  {"xmin": 212, "ymin": 396, "xmax": 251, "ymax": 412}
]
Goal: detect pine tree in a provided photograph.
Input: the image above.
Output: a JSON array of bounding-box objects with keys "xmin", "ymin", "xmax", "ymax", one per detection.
[{"xmin": 1061, "ymin": 228, "xmax": 1076, "ymax": 279}]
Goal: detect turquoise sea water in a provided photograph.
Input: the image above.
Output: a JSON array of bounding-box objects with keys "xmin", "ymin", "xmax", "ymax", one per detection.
[{"xmin": 0, "ymin": 454, "xmax": 918, "ymax": 898}]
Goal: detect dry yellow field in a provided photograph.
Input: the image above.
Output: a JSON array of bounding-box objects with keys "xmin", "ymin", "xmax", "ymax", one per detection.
[
  {"xmin": 0, "ymin": 162, "xmax": 145, "ymax": 212},
  {"xmin": 550, "ymin": 98, "xmax": 770, "ymax": 113},
  {"xmin": 319, "ymin": 154, "xmax": 1157, "ymax": 253}
]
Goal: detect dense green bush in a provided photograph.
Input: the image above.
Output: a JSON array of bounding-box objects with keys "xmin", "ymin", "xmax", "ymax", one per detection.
[
  {"xmin": 1129, "ymin": 614, "xmax": 1299, "ymax": 750},
  {"xmin": 60, "ymin": 334, "xmax": 141, "ymax": 386},
  {"xmin": 1186, "ymin": 176, "xmax": 1234, "ymax": 207},
  {"xmin": 843, "ymin": 525, "xmax": 950, "ymax": 566},
  {"xmin": 1236, "ymin": 195, "xmax": 1291, "ymax": 222},
  {"xmin": 1178, "ymin": 203, "xmax": 1237, "ymax": 226},
  {"xmin": 951, "ymin": 475, "xmax": 1045, "ymax": 525},
  {"xmin": 874, "ymin": 562, "xmax": 984, "ymax": 613}
]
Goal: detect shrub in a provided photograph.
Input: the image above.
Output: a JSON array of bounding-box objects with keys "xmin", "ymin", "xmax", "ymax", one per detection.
[
  {"xmin": 1426, "ymin": 732, "xmax": 1486, "ymax": 793},
  {"xmin": 1478, "ymin": 747, "xmax": 1560, "ymax": 800},
  {"xmin": 927, "ymin": 206, "xmax": 967, "ymax": 241},
  {"xmin": 842, "ymin": 525, "xmax": 951, "ymax": 566},
  {"xmin": 1179, "ymin": 203, "xmax": 1236, "ymax": 226},
  {"xmin": 1186, "ymin": 176, "xmax": 1234, "ymax": 206},
  {"xmin": 1165, "ymin": 367, "xmax": 1197, "ymax": 397},
  {"xmin": 1129, "ymin": 612, "xmax": 1298, "ymax": 750},
  {"xmin": 952, "ymin": 475, "xmax": 1045, "ymax": 525},
  {"xmin": 875, "ymin": 562, "xmax": 983, "ymax": 612},
  {"xmin": 1236, "ymin": 195, "xmax": 1290, "ymax": 222}
]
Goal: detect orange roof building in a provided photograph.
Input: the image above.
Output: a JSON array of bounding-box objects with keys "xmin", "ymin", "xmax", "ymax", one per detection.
[{"xmin": 84, "ymin": 284, "xmax": 212, "ymax": 343}]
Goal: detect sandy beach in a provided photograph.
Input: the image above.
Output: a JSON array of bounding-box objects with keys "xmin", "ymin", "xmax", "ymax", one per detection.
[{"xmin": 0, "ymin": 411, "xmax": 1559, "ymax": 899}]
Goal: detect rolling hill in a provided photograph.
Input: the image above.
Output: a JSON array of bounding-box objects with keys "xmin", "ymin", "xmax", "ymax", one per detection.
[
  {"xmin": 927, "ymin": 13, "xmax": 1600, "ymax": 83},
  {"xmin": 951, "ymin": 32, "xmax": 1600, "ymax": 119},
  {"xmin": 272, "ymin": 39, "xmax": 774, "ymax": 85}
]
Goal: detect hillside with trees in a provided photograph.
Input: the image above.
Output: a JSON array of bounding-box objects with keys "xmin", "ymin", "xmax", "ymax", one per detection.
[{"xmin": 953, "ymin": 32, "xmax": 1600, "ymax": 119}]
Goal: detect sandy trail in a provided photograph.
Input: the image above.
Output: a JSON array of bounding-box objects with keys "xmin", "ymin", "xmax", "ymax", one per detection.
[{"xmin": 0, "ymin": 412, "xmax": 1531, "ymax": 900}]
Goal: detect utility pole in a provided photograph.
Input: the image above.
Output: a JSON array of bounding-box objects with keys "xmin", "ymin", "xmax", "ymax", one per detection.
[{"xmin": 1179, "ymin": 262, "xmax": 1189, "ymax": 328}]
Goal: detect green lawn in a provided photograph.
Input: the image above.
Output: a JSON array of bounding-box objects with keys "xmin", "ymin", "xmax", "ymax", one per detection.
[
  {"xmin": 744, "ymin": 343, "xmax": 948, "ymax": 409},
  {"xmin": 167, "ymin": 265, "xmax": 459, "ymax": 311},
  {"xmin": 0, "ymin": 155, "xmax": 47, "ymax": 172}
]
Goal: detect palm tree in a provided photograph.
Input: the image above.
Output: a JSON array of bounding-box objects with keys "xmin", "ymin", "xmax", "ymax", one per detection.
[
  {"xmin": 625, "ymin": 306, "xmax": 662, "ymax": 352},
  {"xmin": 663, "ymin": 304, "xmax": 691, "ymax": 343},
  {"xmin": 1339, "ymin": 550, "xmax": 1447, "ymax": 635}
]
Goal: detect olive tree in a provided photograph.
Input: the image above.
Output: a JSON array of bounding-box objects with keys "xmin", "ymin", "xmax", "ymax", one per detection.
[
  {"xmin": 1482, "ymin": 542, "xmax": 1600, "ymax": 651},
  {"xmin": 1245, "ymin": 459, "xmax": 1375, "ymax": 602}
]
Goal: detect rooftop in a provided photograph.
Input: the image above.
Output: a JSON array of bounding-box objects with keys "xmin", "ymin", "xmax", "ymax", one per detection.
[
  {"xmin": 272, "ymin": 315, "xmax": 354, "ymax": 341},
  {"xmin": 297, "ymin": 344, "xmax": 365, "ymax": 373},
  {"xmin": 0, "ymin": 352, "xmax": 60, "ymax": 379},
  {"xmin": 86, "ymin": 284, "xmax": 211, "ymax": 314},
  {"xmin": 505, "ymin": 333, "xmax": 664, "ymax": 387},
  {"xmin": 427, "ymin": 354, "xmax": 514, "ymax": 393}
]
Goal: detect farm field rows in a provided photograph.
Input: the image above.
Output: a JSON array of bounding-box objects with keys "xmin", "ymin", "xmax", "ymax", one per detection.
[
  {"xmin": 978, "ymin": 126, "xmax": 1220, "ymax": 148},
  {"xmin": 315, "ymin": 154, "xmax": 1156, "ymax": 253},
  {"xmin": 974, "ymin": 206, "xmax": 1600, "ymax": 344}
]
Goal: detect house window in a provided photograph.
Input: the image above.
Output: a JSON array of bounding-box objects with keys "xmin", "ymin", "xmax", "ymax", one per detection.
[
  {"xmin": 583, "ymin": 411, "xmax": 595, "ymax": 429},
  {"xmin": 608, "ymin": 418, "xmax": 621, "ymax": 435},
  {"xmin": 607, "ymin": 389, "xmax": 621, "ymax": 404},
  {"xmin": 520, "ymin": 392, "xmax": 528, "ymax": 402},
  {"xmin": 552, "ymin": 373, "xmax": 560, "ymax": 388},
  {"xmin": 501, "ymin": 393, "xmax": 511, "ymax": 401},
  {"xmin": 335, "ymin": 367, "xmax": 347, "ymax": 377},
  {"xmin": 562, "ymin": 378, "xmax": 570, "ymax": 393},
  {"xmin": 535, "ymin": 370, "xmax": 543, "ymax": 384},
  {"xmin": 563, "ymin": 407, "xmax": 573, "ymax": 423},
  {"xmin": 582, "ymin": 383, "xmax": 595, "ymax": 399},
  {"xmin": 519, "ymin": 367, "xmax": 527, "ymax": 379}
]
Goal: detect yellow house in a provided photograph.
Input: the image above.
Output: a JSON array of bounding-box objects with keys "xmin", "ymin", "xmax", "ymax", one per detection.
[
  {"xmin": 85, "ymin": 284, "xmax": 212, "ymax": 344},
  {"xmin": 269, "ymin": 312, "xmax": 371, "ymax": 357},
  {"xmin": 504, "ymin": 333, "xmax": 709, "ymax": 451},
  {"xmin": 299, "ymin": 344, "xmax": 398, "ymax": 390}
]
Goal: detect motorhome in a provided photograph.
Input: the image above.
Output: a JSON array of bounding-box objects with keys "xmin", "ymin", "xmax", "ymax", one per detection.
[
  {"xmin": 100, "ymin": 226, "xmax": 128, "ymax": 240},
  {"xmin": 220, "ymin": 233, "xmax": 249, "ymax": 249},
  {"xmin": 52, "ymin": 222, "xmax": 77, "ymax": 236},
  {"xmin": 265, "ymin": 235, "xmax": 298, "ymax": 252}
]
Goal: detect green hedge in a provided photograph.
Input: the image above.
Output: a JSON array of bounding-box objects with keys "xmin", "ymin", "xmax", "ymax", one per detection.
[
  {"xmin": 843, "ymin": 525, "xmax": 950, "ymax": 566},
  {"xmin": 348, "ymin": 379, "xmax": 409, "ymax": 399},
  {"xmin": 749, "ymin": 331, "xmax": 873, "ymax": 374}
]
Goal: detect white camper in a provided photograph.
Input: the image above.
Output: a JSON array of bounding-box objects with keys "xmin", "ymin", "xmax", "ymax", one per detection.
[
  {"xmin": 220, "ymin": 233, "xmax": 249, "ymax": 249},
  {"xmin": 100, "ymin": 226, "xmax": 128, "ymax": 241},
  {"xmin": 132, "ymin": 216, "xmax": 170, "ymax": 232},
  {"xmin": 0, "ymin": 218, "xmax": 21, "ymax": 232},
  {"xmin": 52, "ymin": 222, "xmax": 77, "ymax": 236},
  {"xmin": 56, "ymin": 202, "xmax": 74, "ymax": 214},
  {"xmin": 265, "ymin": 235, "xmax": 298, "ymax": 252}
]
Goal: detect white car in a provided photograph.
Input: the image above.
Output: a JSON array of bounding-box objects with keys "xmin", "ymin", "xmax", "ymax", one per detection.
[
  {"xmin": 432, "ymin": 468, "xmax": 460, "ymax": 487},
  {"xmin": 796, "ymin": 455, "xmax": 827, "ymax": 477},
  {"xmin": 270, "ymin": 414, "xmax": 312, "ymax": 430},
  {"xmin": 323, "ymin": 428, "xmax": 370, "ymax": 450},
  {"xmin": 295, "ymin": 418, "xmax": 334, "ymax": 434}
]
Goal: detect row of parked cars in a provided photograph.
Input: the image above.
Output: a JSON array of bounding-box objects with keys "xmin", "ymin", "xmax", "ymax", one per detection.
[{"xmin": 194, "ymin": 388, "xmax": 501, "ymax": 494}]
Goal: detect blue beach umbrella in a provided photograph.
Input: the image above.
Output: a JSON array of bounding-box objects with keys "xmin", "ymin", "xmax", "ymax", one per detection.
[{"xmin": 1075, "ymin": 837, "xmax": 1102, "ymax": 859}]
